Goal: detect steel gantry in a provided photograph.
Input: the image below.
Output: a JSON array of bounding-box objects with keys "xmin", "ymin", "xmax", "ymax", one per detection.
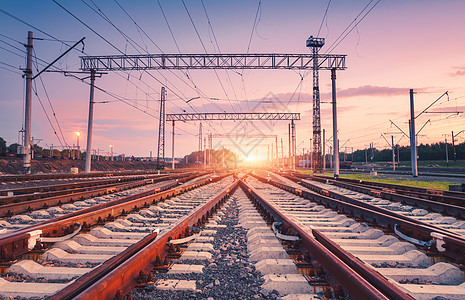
[
  {"xmin": 79, "ymin": 51, "xmax": 345, "ymax": 173},
  {"xmin": 166, "ymin": 113, "xmax": 300, "ymax": 122},
  {"xmin": 164, "ymin": 113, "xmax": 299, "ymax": 169},
  {"xmin": 80, "ymin": 53, "xmax": 345, "ymax": 71}
]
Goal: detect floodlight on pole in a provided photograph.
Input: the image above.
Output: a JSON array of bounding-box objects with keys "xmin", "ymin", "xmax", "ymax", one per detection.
[{"xmin": 306, "ymin": 35, "xmax": 325, "ymax": 173}]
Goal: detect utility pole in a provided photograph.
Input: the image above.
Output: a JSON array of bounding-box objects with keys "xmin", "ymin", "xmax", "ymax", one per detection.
[
  {"xmin": 275, "ymin": 136, "xmax": 278, "ymax": 168},
  {"xmin": 291, "ymin": 120, "xmax": 296, "ymax": 171},
  {"xmin": 171, "ymin": 120, "xmax": 175, "ymax": 170},
  {"xmin": 281, "ymin": 138, "xmax": 284, "ymax": 169},
  {"xmin": 445, "ymin": 138, "xmax": 449, "ymax": 166},
  {"xmin": 329, "ymin": 146, "xmax": 333, "ymax": 169},
  {"xmin": 22, "ymin": 31, "xmax": 33, "ymax": 174},
  {"xmin": 85, "ymin": 69, "xmax": 96, "ymax": 172},
  {"xmin": 267, "ymin": 145, "xmax": 270, "ymax": 164},
  {"xmin": 271, "ymin": 143, "xmax": 274, "ymax": 166},
  {"xmin": 157, "ymin": 87, "xmax": 166, "ymax": 170},
  {"xmin": 209, "ymin": 133, "xmax": 212, "ymax": 167},
  {"xmin": 331, "ymin": 68, "xmax": 339, "ymax": 177},
  {"xmin": 198, "ymin": 123, "xmax": 202, "ymax": 166},
  {"xmin": 307, "ymin": 36, "xmax": 325, "ymax": 173},
  {"xmin": 451, "ymin": 130, "xmax": 464, "ymax": 161},
  {"xmin": 110, "ymin": 145, "xmax": 114, "ymax": 161},
  {"xmin": 288, "ymin": 123, "xmax": 291, "ymax": 169},
  {"xmin": 203, "ymin": 137, "xmax": 206, "ymax": 169},
  {"xmin": 322, "ymin": 129, "xmax": 326, "ymax": 171},
  {"xmin": 365, "ymin": 148, "xmax": 368, "ymax": 165},
  {"xmin": 409, "ymin": 89, "xmax": 418, "ymax": 177},
  {"xmin": 310, "ymin": 138, "xmax": 313, "ymax": 171},
  {"xmin": 391, "ymin": 135, "xmax": 396, "ymax": 171}
]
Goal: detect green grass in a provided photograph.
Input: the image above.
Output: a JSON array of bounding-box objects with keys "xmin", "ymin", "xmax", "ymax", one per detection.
[
  {"xmin": 338, "ymin": 174, "xmax": 460, "ymax": 191},
  {"xmin": 352, "ymin": 160, "xmax": 465, "ymax": 168}
]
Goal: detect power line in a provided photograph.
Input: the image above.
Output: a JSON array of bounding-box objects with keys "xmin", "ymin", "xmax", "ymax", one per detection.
[
  {"xmin": 246, "ymin": 0, "xmax": 261, "ymax": 54},
  {"xmin": 33, "ymin": 48, "xmax": 70, "ymax": 148},
  {"xmin": 324, "ymin": 0, "xmax": 381, "ymax": 54},
  {"xmin": 54, "ymin": 0, "xmax": 198, "ymax": 115},
  {"xmin": 317, "ymin": 0, "xmax": 332, "ymax": 37},
  {"xmin": 181, "ymin": 0, "xmax": 235, "ymax": 113},
  {"xmin": 200, "ymin": 0, "xmax": 240, "ymax": 113}
]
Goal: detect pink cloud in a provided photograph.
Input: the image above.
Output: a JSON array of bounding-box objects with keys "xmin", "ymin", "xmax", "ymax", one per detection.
[{"xmin": 449, "ymin": 66, "xmax": 465, "ymax": 77}]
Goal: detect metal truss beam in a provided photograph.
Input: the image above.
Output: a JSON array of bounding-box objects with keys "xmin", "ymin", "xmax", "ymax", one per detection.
[
  {"xmin": 212, "ymin": 134, "xmax": 276, "ymax": 139},
  {"xmin": 80, "ymin": 54, "xmax": 346, "ymax": 71},
  {"xmin": 166, "ymin": 113, "xmax": 300, "ymax": 122}
]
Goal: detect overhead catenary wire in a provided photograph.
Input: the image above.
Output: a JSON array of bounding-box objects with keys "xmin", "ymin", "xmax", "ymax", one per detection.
[
  {"xmin": 200, "ymin": 0, "xmax": 241, "ymax": 113},
  {"xmin": 180, "ymin": 0, "xmax": 235, "ymax": 114},
  {"xmin": 155, "ymin": 0, "xmax": 219, "ymax": 114},
  {"xmin": 50, "ymin": 0, "xmax": 216, "ymax": 133},
  {"xmin": 33, "ymin": 49, "xmax": 70, "ymax": 149},
  {"xmin": 324, "ymin": 0, "xmax": 381, "ymax": 54},
  {"xmin": 0, "ymin": 7, "xmax": 200, "ymax": 138},
  {"xmin": 317, "ymin": 0, "xmax": 332, "ymax": 37}
]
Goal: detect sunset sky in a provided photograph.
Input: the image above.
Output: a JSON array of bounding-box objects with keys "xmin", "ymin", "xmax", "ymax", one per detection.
[{"xmin": 1, "ymin": 0, "xmax": 464, "ymax": 159}]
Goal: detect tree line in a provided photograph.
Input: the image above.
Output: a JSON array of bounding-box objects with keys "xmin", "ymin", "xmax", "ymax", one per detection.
[{"xmin": 346, "ymin": 141, "xmax": 465, "ymax": 162}]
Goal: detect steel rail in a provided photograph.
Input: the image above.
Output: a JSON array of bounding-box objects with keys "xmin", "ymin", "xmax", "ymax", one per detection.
[
  {"xmin": 0, "ymin": 169, "xmax": 185, "ymax": 183},
  {"xmin": 322, "ymin": 170, "xmax": 465, "ymax": 198},
  {"xmin": 0, "ymin": 173, "xmax": 215, "ymax": 262},
  {"xmin": 312, "ymin": 173, "xmax": 465, "ymax": 199},
  {"xmin": 0, "ymin": 173, "xmax": 193, "ymax": 218},
  {"xmin": 240, "ymin": 179, "xmax": 406, "ymax": 299},
  {"xmin": 253, "ymin": 173, "xmax": 465, "ymax": 265},
  {"xmin": 52, "ymin": 177, "xmax": 239, "ymax": 300},
  {"xmin": 298, "ymin": 175, "xmax": 465, "ymax": 218},
  {"xmin": 0, "ymin": 174, "xmax": 158, "ymax": 196},
  {"xmin": 0, "ymin": 174, "xmax": 164, "ymax": 201}
]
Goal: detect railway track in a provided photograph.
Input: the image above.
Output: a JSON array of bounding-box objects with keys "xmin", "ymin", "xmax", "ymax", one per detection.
[
  {"xmin": 284, "ymin": 172, "xmax": 465, "ymax": 239},
  {"xmin": 0, "ymin": 172, "xmax": 199, "ymax": 219},
  {"xmin": 1, "ymin": 170, "xmax": 464, "ymax": 299},
  {"xmin": 340, "ymin": 167, "xmax": 465, "ymax": 180},
  {"xmin": 249, "ymin": 171, "xmax": 465, "ymax": 298},
  {"xmin": 0, "ymin": 173, "xmax": 233, "ymax": 298},
  {"xmin": 0, "ymin": 169, "xmax": 181, "ymax": 184}
]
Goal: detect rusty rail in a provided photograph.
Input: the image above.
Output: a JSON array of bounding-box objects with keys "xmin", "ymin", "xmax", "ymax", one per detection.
[
  {"xmin": 240, "ymin": 179, "xmax": 400, "ymax": 299},
  {"xmin": 0, "ymin": 173, "xmax": 197, "ymax": 218},
  {"xmin": 304, "ymin": 174, "xmax": 465, "ymax": 211},
  {"xmin": 0, "ymin": 169, "xmax": 176, "ymax": 182},
  {"xmin": 50, "ymin": 177, "xmax": 238, "ymax": 300},
  {"xmin": 294, "ymin": 172, "xmax": 465, "ymax": 199},
  {"xmin": 253, "ymin": 173, "xmax": 465, "ymax": 265},
  {"xmin": 0, "ymin": 173, "xmax": 220, "ymax": 262},
  {"xmin": 0, "ymin": 173, "xmax": 169, "ymax": 196}
]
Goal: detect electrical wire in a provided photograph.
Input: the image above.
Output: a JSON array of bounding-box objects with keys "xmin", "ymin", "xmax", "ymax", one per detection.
[
  {"xmin": 317, "ymin": 0, "xmax": 332, "ymax": 37},
  {"xmin": 200, "ymin": 0, "xmax": 240, "ymax": 112},
  {"xmin": 33, "ymin": 48, "xmax": 70, "ymax": 148},
  {"xmin": 180, "ymin": 0, "xmax": 235, "ymax": 113},
  {"xmin": 324, "ymin": 0, "xmax": 381, "ymax": 54}
]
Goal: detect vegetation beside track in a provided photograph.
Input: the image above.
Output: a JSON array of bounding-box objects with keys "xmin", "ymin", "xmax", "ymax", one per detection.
[
  {"xmin": 296, "ymin": 170, "xmax": 460, "ymax": 190},
  {"xmin": 336, "ymin": 174, "xmax": 459, "ymax": 190}
]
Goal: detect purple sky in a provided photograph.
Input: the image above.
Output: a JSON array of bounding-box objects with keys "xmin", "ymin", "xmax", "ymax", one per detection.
[{"xmin": 1, "ymin": 0, "xmax": 464, "ymax": 159}]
